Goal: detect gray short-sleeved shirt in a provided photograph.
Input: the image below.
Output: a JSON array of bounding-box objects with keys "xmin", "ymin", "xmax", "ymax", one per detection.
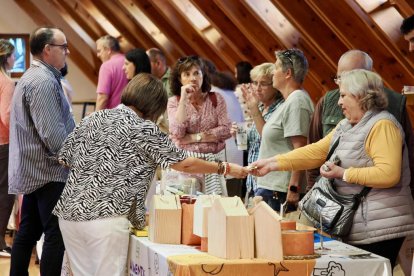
[{"xmin": 257, "ymin": 89, "xmax": 314, "ymax": 192}]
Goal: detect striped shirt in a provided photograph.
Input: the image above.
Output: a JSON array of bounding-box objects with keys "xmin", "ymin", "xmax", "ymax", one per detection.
[
  {"xmin": 246, "ymin": 98, "xmax": 284, "ymax": 192},
  {"xmin": 8, "ymin": 59, "xmax": 75, "ymax": 194}
]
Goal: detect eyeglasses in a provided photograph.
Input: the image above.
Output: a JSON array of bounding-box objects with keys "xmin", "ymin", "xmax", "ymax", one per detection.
[
  {"xmin": 49, "ymin": 43, "xmax": 69, "ymax": 52},
  {"xmin": 177, "ymin": 55, "xmax": 199, "ymax": 64},
  {"xmin": 252, "ymin": 81, "xmax": 273, "ymax": 88},
  {"xmin": 333, "ymin": 75, "xmax": 341, "ymax": 85}
]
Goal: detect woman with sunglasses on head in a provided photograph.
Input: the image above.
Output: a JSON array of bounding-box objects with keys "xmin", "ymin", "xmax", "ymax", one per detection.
[
  {"xmin": 252, "ymin": 49, "xmax": 314, "ymax": 212},
  {"xmin": 168, "ymin": 56, "xmax": 232, "ymax": 195},
  {"xmin": 0, "ymin": 39, "xmax": 16, "ymax": 257}
]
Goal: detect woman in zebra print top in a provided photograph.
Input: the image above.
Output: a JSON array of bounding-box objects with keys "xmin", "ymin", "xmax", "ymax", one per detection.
[{"xmin": 53, "ymin": 73, "xmax": 247, "ymax": 276}]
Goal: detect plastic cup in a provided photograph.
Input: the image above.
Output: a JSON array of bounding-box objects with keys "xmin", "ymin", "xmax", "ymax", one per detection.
[
  {"xmin": 403, "ymin": 85, "xmax": 414, "ymax": 94},
  {"xmin": 236, "ymin": 122, "xmax": 248, "ymax": 150}
]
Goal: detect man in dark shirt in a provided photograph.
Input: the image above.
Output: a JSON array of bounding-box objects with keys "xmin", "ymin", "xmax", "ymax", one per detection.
[
  {"xmin": 401, "ymin": 15, "xmax": 414, "ymax": 52},
  {"xmin": 307, "ymin": 50, "xmax": 414, "ymax": 199}
]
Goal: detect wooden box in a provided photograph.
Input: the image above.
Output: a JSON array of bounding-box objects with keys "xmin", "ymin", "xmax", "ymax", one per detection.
[
  {"xmin": 249, "ymin": 201, "xmax": 283, "ymax": 261},
  {"xmin": 149, "ymin": 195, "xmax": 182, "ymax": 244},
  {"xmin": 193, "ymin": 195, "xmax": 221, "ymax": 238},
  {"xmin": 208, "ymin": 197, "xmax": 254, "ymax": 259}
]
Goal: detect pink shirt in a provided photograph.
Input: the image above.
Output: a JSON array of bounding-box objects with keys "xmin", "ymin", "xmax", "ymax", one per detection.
[
  {"xmin": 0, "ymin": 73, "xmax": 15, "ymax": 145},
  {"xmin": 96, "ymin": 53, "xmax": 128, "ymax": 109},
  {"xmin": 167, "ymin": 92, "xmax": 232, "ymax": 154}
]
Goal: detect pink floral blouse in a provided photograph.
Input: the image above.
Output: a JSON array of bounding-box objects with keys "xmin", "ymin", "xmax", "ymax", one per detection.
[{"xmin": 167, "ymin": 92, "xmax": 232, "ymax": 154}]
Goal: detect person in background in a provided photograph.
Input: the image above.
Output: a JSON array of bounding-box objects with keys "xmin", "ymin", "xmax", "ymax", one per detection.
[
  {"xmin": 401, "ymin": 14, "xmax": 414, "ymax": 52},
  {"xmin": 53, "ymin": 73, "xmax": 248, "ymax": 276},
  {"xmin": 307, "ymin": 50, "xmax": 414, "ymax": 197},
  {"xmin": 0, "ymin": 39, "xmax": 15, "ymax": 258},
  {"xmin": 235, "ymin": 61, "xmax": 253, "ymax": 119},
  {"xmin": 255, "ymin": 49, "xmax": 313, "ymax": 212},
  {"xmin": 60, "ymin": 63, "xmax": 74, "ymax": 109},
  {"xmin": 211, "ymin": 71, "xmax": 244, "ymax": 196},
  {"xmin": 147, "ymin": 48, "xmax": 172, "ymax": 97},
  {"xmin": 8, "ymin": 27, "xmax": 75, "ymax": 276},
  {"xmin": 95, "ymin": 35, "xmax": 128, "ymax": 110},
  {"xmin": 250, "ymin": 69, "xmax": 414, "ymax": 268},
  {"xmin": 168, "ymin": 56, "xmax": 232, "ymax": 195},
  {"xmin": 231, "ymin": 63, "xmax": 284, "ymax": 197},
  {"xmin": 122, "ymin": 48, "xmax": 151, "ymax": 80},
  {"xmin": 235, "ymin": 61, "xmax": 253, "ymax": 85}
]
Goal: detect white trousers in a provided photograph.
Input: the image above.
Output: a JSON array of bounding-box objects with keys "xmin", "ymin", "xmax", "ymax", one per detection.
[{"xmin": 59, "ymin": 216, "xmax": 130, "ymax": 276}]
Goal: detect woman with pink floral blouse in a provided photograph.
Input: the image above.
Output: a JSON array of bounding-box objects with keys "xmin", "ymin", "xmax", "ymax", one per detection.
[{"xmin": 168, "ymin": 56, "xmax": 232, "ymax": 195}]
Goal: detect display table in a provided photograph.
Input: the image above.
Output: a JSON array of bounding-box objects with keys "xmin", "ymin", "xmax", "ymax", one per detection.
[{"xmin": 128, "ymin": 235, "xmax": 391, "ymax": 276}]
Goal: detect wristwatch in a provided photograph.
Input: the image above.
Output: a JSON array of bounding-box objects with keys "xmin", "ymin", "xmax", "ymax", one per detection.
[
  {"xmin": 289, "ymin": 185, "xmax": 298, "ymax": 193},
  {"xmin": 196, "ymin": 133, "xmax": 202, "ymax": 142}
]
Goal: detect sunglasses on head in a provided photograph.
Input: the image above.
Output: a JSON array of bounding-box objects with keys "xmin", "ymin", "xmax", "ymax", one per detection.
[{"xmin": 177, "ymin": 55, "xmax": 199, "ymax": 64}]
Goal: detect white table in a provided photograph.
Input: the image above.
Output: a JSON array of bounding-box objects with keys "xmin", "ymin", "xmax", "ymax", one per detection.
[{"xmin": 128, "ymin": 235, "xmax": 391, "ymax": 276}]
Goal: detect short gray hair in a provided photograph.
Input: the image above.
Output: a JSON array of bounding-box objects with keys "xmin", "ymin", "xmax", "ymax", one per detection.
[
  {"xmin": 250, "ymin": 62, "xmax": 274, "ymax": 81},
  {"xmin": 340, "ymin": 69, "xmax": 388, "ymax": 112},
  {"xmin": 275, "ymin": 48, "xmax": 308, "ymax": 84},
  {"xmin": 96, "ymin": 35, "xmax": 120, "ymax": 52}
]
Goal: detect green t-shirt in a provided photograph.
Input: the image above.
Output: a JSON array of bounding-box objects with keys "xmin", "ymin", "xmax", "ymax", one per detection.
[{"xmin": 257, "ymin": 89, "xmax": 314, "ymax": 192}]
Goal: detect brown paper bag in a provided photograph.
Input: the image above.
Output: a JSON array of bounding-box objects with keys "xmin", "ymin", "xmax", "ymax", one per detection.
[{"xmin": 181, "ymin": 203, "xmax": 201, "ymax": 245}]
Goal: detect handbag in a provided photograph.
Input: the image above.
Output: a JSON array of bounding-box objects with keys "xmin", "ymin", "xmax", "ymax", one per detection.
[{"xmin": 298, "ymin": 138, "xmax": 371, "ymax": 237}]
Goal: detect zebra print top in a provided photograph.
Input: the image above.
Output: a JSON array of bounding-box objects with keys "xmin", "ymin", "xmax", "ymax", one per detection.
[{"xmin": 53, "ymin": 104, "xmax": 187, "ymax": 228}]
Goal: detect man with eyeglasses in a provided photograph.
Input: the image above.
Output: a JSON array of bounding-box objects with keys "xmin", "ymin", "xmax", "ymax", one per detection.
[
  {"xmin": 8, "ymin": 27, "xmax": 75, "ymax": 275},
  {"xmin": 307, "ymin": 50, "xmax": 414, "ymax": 198},
  {"xmin": 401, "ymin": 15, "xmax": 414, "ymax": 52}
]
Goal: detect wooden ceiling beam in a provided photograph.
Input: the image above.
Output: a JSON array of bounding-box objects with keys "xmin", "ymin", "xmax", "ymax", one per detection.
[
  {"xmin": 89, "ymin": 0, "xmax": 153, "ymax": 51},
  {"xmin": 14, "ymin": 0, "xmax": 98, "ymax": 84},
  {"xmin": 122, "ymin": 0, "xmax": 230, "ymax": 71},
  {"xmin": 269, "ymin": 0, "xmax": 344, "ymax": 100},
  {"xmin": 189, "ymin": 0, "xmax": 266, "ymax": 65},
  {"xmin": 306, "ymin": 0, "xmax": 414, "ymax": 91},
  {"xmin": 390, "ymin": 0, "xmax": 414, "ymax": 17}
]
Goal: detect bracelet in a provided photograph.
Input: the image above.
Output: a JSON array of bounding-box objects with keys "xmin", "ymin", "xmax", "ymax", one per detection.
[
  {"xmin": 224, "ymin": 162, "xmax": 231, "ymax": 176},
  {"xmin": 217, "ymin": 161, "xmax": 225, "ymax": 175},
  {"xmin": 223, "ymin": 162, "xmax": 227, "ymax": 176}
]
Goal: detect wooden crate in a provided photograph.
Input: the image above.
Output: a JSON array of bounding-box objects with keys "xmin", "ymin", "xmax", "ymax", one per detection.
[
  {"xmin": 193, "ymin": 195, "xmax": 221, "ymax": 238},
  {"xmin": 208, "ymin": 197, "xmax": 254, "ymax": 259},
  {"xmin": 249, "ymin": 201, "xmax": 283, "ymax": 261},
  {"xmin": 149, "ymin": 195, "xmax": 181, "ymax": 244}
]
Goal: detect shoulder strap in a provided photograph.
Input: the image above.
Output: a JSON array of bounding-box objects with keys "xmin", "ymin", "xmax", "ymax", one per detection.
[
  {"xmin": 326, "ymin": 137, "xmax": 340, "ymax": 161},
  {"xmin": 208, "ymin": 92, "xmax": 217, "ymax": 108}
]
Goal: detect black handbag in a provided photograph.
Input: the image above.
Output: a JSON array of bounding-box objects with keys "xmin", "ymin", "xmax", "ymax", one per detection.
[{"xmin": 298, "ymin": 138, "xmax": 371, "ymax": 237}]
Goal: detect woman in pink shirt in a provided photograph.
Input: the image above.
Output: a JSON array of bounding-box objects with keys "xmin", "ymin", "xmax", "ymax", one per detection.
[
  {"xmin": 168, "ymin": 56, "xmax": 232, "ymax": 195},
  {"xmin": 0, "ymin": 39, "xmax": 16, "ymax": 257}
]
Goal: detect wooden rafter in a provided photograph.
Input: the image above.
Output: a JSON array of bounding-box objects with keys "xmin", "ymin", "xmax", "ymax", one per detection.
[{"xmin": 14, "ymin": 0, "xmax": 98, "ymax": 83}]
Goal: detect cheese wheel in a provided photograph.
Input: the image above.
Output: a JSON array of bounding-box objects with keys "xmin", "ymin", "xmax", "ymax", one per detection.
[
  {"xmin": 282, "ymin": 230, "xmax": 314, "ymax": 256},
  {"xmin": 281, "ymin": 220, "xmax": 296, "ymax": 230}
]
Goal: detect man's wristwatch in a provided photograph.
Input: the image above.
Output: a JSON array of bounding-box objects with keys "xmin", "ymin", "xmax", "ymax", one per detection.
[
  {"xmin": 196, "ymin": 133, "xmax": 202, "ymax": 142},
  {"xmin": 289, "ymin": 185, "xmax": 298, "ymax": 193}
]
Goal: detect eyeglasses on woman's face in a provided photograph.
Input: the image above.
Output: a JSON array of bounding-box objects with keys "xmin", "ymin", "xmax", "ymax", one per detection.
[{"xmin": 252, "ymin": 81, "xmax": 273, "ymax": 89}]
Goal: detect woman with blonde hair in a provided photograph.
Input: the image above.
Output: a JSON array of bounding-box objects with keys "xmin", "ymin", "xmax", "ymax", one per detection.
[
  {"xmin": 0, "ymin": 39, "xmax": 16, "ymax": 257},
  {"xmin": 251, "ymin": 69, "xmax": 414, "ymax": 267}
]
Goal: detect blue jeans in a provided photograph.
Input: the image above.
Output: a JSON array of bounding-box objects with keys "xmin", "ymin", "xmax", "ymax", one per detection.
[
  {"xmin": 255, "ymin": 188, "xmax": 296, "ymax": 212},
  {"xmin": 10, "ymin": 182, "xmax": 65, "ymax": 276}
]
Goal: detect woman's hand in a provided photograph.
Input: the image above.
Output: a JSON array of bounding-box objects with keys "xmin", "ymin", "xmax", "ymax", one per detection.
[
  {"xmin": 230, "ymin": 122, "xmax": 238, "ymax": 138},
  {"xmin": 248, "ymin": 157, "xmax": 278, "ymax": 177},
  {"xmin": 286, "ymin": 190, "xmax": 300, "ymax": 206},
  {"xmin": 241, "ymin": 83, "xmax": 259, "ymax": 112},
  {"xmin": 319, "ymin": 161, "xmax": 345, "ymax": 180},
  {"xmin": 227, "ymin": 163, "xmax": 249, "ymax": 178},
  {"xmin": 180, "ymin": 83, "xmax": 197, "ymax": 102}
]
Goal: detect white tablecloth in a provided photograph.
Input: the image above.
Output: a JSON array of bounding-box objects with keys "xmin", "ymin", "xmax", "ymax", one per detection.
[{"xmin": 128, "ymin": 235, "xmax": 391, "ymax": 276}]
